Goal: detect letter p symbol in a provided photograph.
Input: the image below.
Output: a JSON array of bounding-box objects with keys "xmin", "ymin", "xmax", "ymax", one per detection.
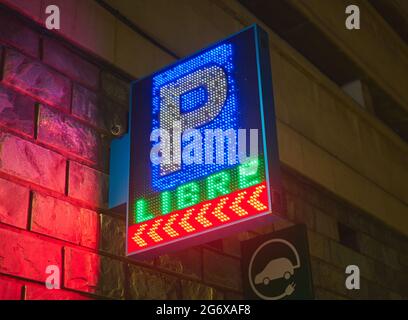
[{"xmin": 159, "ymin": 65, "xmax": 228, "ymax": 176}]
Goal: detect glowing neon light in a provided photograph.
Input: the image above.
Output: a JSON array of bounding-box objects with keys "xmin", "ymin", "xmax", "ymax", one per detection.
[
  {"xmin": 161, "ymin": 191, "xmax": 172, "ymax": 215},
  {"xmin": 163, "ymin": 213, "xmax": 179, "ymax": 238},
  {"xmin": 134, "ymin": 199, "xmax": 154, "ymax": 223},
  {"xmin": 207, "ymin": 171, "xmax": 231, "ymax": 199},
  {"xmin": 176, "ymin": 182, "xmax": 200, "ymax": 210},
  {"xmin": 132, "ymin": 223, "xmax": 148, "ymax": 247},
  {"xmin": 196, "ymin": 203, "xmax": 213, "ymax": 227},
  {"xmin": 238, "ymin": 158, "xmax": 262, "ymax": 189},
  {"xmin": 147, "ymin": 218, "xmax": 163, "ymax": 242},
  {"xmin": 212, "ymin": 197, "xmax": 230, "ymax": 222},
  {"xmin": 128, "ymin": 182, "xmax": 269, "ymax": 253},
  {"xmin": 248, "ymin": 184, "xmax": 267, "ymax": 211},
  {"xmin": 134, "ymin": 158, "xmax": 265, "ymax": 223},
  {"xmin": 230, "ymin": 191, "xmax": 248, "ymax": 216},
  {"xmin": 179, "ymin": 209, "xmax": 196, "ymax": 233},
  {"xmin": 122, "ymin": 25, "xmax": 283, "ymax": 258},
  {"xmin": 151, "ymin": 43, "xmax": 238, "ymax": 191}
]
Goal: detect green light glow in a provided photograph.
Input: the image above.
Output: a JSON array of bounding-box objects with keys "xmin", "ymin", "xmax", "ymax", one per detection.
[
  {"xmin": 176, "ymin": 182, "xmax": 200, "ymax": 210},
  {"xmin": 133, "ymin": 157, "xmax": 265, "ymax": 224},
  {"xmin": 135, "ymin": 199, "xmax": 154, "ymax": 223},
  {"xmin": 238, "ymin": 158, "xmax": 261, "ymax": 189},
  {"xmin": 207, "ymin": 171, "xmax": 231, "ymax": 199},
  {"xmin": 161, "ymin": 191, "xmax": 172, "ymax": 214}
]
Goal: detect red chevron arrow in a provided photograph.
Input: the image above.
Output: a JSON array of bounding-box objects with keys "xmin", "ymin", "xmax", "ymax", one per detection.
[
  {"xmin": 179, "ymin": 209, "xmax": 195, "ymax": 232},
  {"xmin": 248, "ymin": 184, "xmax": 267, "ymax": 211},
  {"xmin": 163, "ymin": 213, "xmax": 179, "ymax": 237},
  {"xmin": 147, "ymin": 218, "xmax": 163, "ymax": 242},
  {"xmin": 230, "ymin": 191, "xmax": 248, "ymax": 216},
  {"xmin": 131, "ymin": 223, "xmax": 148, "ymax": 247},
  {"xmin": 195, "ymin": 203, "xmax": 213, "ymax": 227},
  {"xmin": 128, "ymin": 182, "xmax": 270, "ymax": 253},
  {"xmin": 211, "ymin": 197, "xmax": 230, "ymax": 222}
]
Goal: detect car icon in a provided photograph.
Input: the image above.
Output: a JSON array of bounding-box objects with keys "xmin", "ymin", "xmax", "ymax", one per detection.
[{"xmin": 254, "ymin": 257, "xmax": 295, "ymax": 285}]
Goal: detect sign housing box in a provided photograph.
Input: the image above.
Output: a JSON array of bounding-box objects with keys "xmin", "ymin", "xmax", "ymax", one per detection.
[
  {"xmin": 109, "ymin": 25, "xmax": 284, "ymax": 259},
  {"xmin": 241, "ymin": 224, "xmax": 314, "ymax": 300}
]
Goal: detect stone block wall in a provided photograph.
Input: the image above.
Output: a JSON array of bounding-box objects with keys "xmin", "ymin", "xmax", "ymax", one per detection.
[{"xmin": 0, "ymin": 5, "xmax": 127, "ymax": 299}]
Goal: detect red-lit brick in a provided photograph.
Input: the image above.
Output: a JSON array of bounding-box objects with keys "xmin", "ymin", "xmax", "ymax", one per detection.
[
  {"xmin": 0, "ymin": 84, "xmax": 35, "ymax": 137},
  {"xmin": 0, "ymin": 177, "xmax": 29, "ymax": 229},
  {"xmin": 0, "ymin": 227, "xmax": 62, "ymax": 282},
  {"xmin": 0, "ymin": 9, "xmax": 39, "ymax": 57},
  {"xmin": 25, "ymin": 284, "xmax": 91, "ymax": 300},
  {"xmin": 63, "ymin": 247, "xmax": 99, "ymax": 294},
  {"xmin": 37, "ymin": 105, "xmax": 103, "ymax": 164},
  {"xmin": 72, "ymin": 83, "xmax": 101, "ymax": 128},
  {"xmin": 68, "ymin": 161, "xmax": 108, "ymax": 208},
  {"xmin": 64, "ymin": 247, "xmax": 124, "ymax": 298},
  {"xmin": 0, "ymin": 277, "xmax": 22, "ymax": 300},
  {"xmin": 31, "ymin": 193, "xmax": 99, "ymax": 248},
  {"xmin": 0, "ymin": 132, "xmax": 66, "ymax": 193},
  {"xmin": 43, "ymin": 38, "xmax": 99, "ymax": 90},
  {"xmin": 3, "ymin": 49, "xmax": 71, "ymax": 111}
]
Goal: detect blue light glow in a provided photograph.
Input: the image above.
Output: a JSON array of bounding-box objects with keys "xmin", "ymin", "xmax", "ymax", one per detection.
[
  {"xmin": 151, "ymin": 43, "xmax": 238, "ymax": 192},
  {"xmin": 180, "ymin": 86, "xmax": 208, "ymax": 113}
]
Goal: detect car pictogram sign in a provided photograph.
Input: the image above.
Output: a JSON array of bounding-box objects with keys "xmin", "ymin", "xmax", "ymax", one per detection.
[{"xmin": 241, "ymin": 224, "xmax": 314, "ymax": 300}]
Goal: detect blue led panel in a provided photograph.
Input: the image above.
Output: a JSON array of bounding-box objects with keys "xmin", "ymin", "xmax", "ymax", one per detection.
[
  {"xmin": 151, "ymin": 43, "xmax": 238, "ymax": 191},
  {"xmin": 180, "ymin": 86, "xmax": 208, "ymax": 113}
]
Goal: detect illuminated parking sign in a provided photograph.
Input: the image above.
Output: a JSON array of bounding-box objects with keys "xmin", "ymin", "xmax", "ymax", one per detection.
[{"xmin": 109, "ymin": 25, "xmax": 283, "ymax": 259}]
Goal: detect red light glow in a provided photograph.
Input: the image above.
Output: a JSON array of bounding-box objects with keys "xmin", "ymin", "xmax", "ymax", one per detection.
[{"xmin": 128, "ymin": 182, "xmax": 269, "ymax": 254}]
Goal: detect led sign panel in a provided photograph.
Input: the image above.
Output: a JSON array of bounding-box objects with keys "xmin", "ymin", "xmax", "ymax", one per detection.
[{"xmin": 109, "ymin": 25, "xmax": 283, "ymax": 259}]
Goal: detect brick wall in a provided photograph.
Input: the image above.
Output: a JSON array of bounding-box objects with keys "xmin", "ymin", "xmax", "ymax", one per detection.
[
  {"xmin": 0, "ymin": 4, "xmax": 407, "ymax": 300},
  {"xmin": 0, "ymin": 5, "xmax": 127, "ymax": 300},
  {"xmin": 0, "ymin": 5, "xmax": 242, "ymax": 300}
]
